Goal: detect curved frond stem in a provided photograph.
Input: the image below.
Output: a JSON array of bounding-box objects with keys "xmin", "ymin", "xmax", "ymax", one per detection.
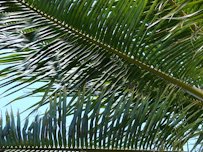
[
  {"xmin": 0, "ymin": 147, "xmax": 178, "ymax": 152},
  {"xmin": 17, "ymin": 0, "xmax": 203, "ymax": 102}
]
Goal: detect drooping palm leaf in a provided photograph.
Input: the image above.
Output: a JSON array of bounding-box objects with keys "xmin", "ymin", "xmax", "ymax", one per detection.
[
  {"xmin": 0, "ymin": 0, "xmax": 202, "ymax": 101},
  {"xmin": 0, "ymin": 0, "xmax": 203, "ymax": 151},
  {"xmin": 0, "ymin": 88, "xmax": 202, "ymax": 151}
]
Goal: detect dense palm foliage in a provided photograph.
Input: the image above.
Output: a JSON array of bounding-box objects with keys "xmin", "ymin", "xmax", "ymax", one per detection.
[{"xmin": 0, "ymin": 0, "xmax": 203, "ymax": 151}]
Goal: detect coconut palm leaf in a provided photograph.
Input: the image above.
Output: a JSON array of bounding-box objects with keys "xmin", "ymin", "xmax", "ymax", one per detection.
[
  {"xmin": 0, "ymin": 0, "xmax": 203, "ymax": 151},
  {"xmin": 0, "ymin": 88, "xmax": 202, "ymax": 151}
]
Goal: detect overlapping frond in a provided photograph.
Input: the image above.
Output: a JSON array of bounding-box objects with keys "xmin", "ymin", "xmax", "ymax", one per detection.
[
  {"xmin": 0, "ymin": 0, "xmax": 203, "ymax": 151},
  {"xmin": 0, "ymin": 0, "xmax": 202, "ymax": 101},
  {"xmin": 0, "ymin": 88, "xmax": 202, "ymax": 151},
  {"xmin": 22, "ymin": 0, "xmax": 203, "ymax": 90}
]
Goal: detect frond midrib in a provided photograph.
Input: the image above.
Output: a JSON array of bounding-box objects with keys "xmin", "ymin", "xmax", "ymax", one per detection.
[
  {"xmin": 18, "ymin": 0, "xmax": 203, "ymax": 102},
  {"xmin": 0, "ymin": 147, "xmax": 180, "ymax": 152}
]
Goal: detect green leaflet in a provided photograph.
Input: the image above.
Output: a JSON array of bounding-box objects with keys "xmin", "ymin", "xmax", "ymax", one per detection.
[
  {"xmin": 0, "ymin": 88, "xmax": 202, "ymax": 151},
  {"xmin": 0, "ymin": 0, "xmax": 203, "ymax": 151}
]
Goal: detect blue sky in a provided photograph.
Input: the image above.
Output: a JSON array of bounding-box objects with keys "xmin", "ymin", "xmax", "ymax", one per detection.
[
  {"xmin": 0, "ymin": 64, "xmax": 48, "ymax": 123},
  {"xmin": 0, "ymin": 82, "xmax": 47, "ymax": 123}
]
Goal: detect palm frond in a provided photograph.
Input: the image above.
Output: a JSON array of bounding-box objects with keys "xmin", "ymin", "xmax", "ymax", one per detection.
[
  {"xmin": 0, "ymin": 0, "xmax": 202, "ymax": 102},
  {"xmin": 0, "ymin": 0, "xmax": 203, "ymax": 151},
  {"xmin": 0, "ymin": 88, "xmax": 202, "ymax": 151}
]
